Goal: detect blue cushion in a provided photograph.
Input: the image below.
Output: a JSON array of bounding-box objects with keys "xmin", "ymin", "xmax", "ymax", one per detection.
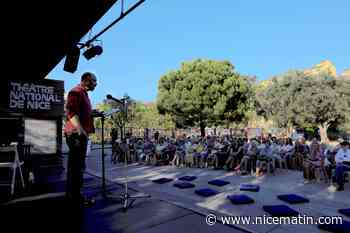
[
  {"xmin": 339, "ymin": 208, "xmax": 350, "ymax": 217},
  {"xmin": 240, "ymin": 184, "xmax": 260, "ymax": 192},
  {"xmin": 178, "ymin": 176, "xmax": 197, "ymax": 181},
  {"xmin": 173, "ymin": 182, "xmax": 195, "ymax": 189},
  {"xmin": 208, "ymin": 179, "xmax": 230, "ymax": 186},
  {"xmin": 227, "ymin": 194, "xmax": 255, "ymax": 205},
  {"xmin": 195, "ymin": 188, "xmax": 219, "ymax": 197},
  {"xmin": 277, "ymin": 194, "xmax": 310, "ymax": 204},
  {"xmin": 263, "ymin": 205, "xmax": 299, "ymax": 217},
  {"xmin": 152, "ymin": 178, "xmax": 173, "ymax": 184},
  {"xmin": 318, "ymin": 220, "xmax": 350, "ymax": 233}
]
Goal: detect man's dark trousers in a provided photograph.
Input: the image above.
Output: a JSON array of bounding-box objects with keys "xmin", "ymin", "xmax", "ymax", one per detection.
[{"xmin": 66, "ymin": 133, "xmax": 88, "ymax": 205}]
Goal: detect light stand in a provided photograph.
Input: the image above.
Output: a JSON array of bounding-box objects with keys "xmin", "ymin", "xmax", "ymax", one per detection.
[{"xmin": 104, "ymin": 96, "xmax": 151, "ymax": 211}]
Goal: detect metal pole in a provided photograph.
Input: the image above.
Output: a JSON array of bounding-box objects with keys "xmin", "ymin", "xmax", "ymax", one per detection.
[
  {"xmin": 123, "ymin": 99, "xmax": 128, "ymax": 198},
  {"xmin": 101, "ymin": 115, "xmax": 106, "ymax": 192},
  {"xmin": 83, "ymin": 0, "xmax": 146, "ymax": 47}
]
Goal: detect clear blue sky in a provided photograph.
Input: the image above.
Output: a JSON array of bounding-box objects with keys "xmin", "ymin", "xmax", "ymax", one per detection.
[{"xmin": 49, "ymin": 0, "xmax": 350, "ymax": 107}]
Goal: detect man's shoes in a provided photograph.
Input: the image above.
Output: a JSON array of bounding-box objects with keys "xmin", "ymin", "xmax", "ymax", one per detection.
[{"xmin": 337, "ymin": 186, "xmax": 344, "ymax": 191}]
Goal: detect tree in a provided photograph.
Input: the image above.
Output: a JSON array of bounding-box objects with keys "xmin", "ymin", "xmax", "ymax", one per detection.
[
  {"xmin": 128, "ymin": 102, "xmax": 175, "ymax": 130},
  {"xmin": 257, "ymin": 71, "xmax": 350, "ymax": 143},
  {"xmin": 92, "ymin": 99, "xmax": 175, "ymax": 140},
  {"xmin": 156, "ymin": 59, "xmax": 253, "ymax": 137},
  {"xmin": 94, "ymin": 101, "xmax": 113, "ymax": 129},
  {"xmin": 256, "ymin": 70, "xmax": 304, "ymax": 135},
  {"xmin": 93, "ymin": 95, "xmax": 133, "ymax": 141}
]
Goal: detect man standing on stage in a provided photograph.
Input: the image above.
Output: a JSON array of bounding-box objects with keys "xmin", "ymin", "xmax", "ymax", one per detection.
[{"xmin": 64, "ymin": 72, "xmax": 97, "ymax": 207}]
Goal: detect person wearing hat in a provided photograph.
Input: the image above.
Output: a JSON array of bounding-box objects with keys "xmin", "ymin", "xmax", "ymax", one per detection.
[{"xmin": 335, "ymin": 141, "xmax": 350, "ymax": 191}]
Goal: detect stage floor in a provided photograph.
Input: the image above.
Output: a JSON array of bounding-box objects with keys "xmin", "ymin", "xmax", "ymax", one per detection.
[{"xmin": 85, "ymin": 147, "xmax": 350, "ymax": 233}]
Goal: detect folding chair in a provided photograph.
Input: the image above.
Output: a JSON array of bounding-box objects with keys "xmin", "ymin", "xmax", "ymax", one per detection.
[{"xmin": 0, "ymin": 142, "xmax": 25, "ymax": 195}]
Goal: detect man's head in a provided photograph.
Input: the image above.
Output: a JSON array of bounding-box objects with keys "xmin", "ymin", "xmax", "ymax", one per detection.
[{"xmin": 81, "ymin": 72, "xmax": 97, "ymax": 91}]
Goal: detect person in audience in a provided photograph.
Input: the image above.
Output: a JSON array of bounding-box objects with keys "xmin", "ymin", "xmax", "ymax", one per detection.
[
  {"xmin": 255, "ymin": 139, "xmax": 272, "ymax": 176},
  {"xmin": 335, "ymin": 141, "xmax": 350, "ymax": 191},
  {"xmin": 213, "ymin": 139, "xmax": 230, "ymax": 169},
  {"xmin": 111, "ymin": 139, "xmax": 122, "ymax": 164},
  {"xmin": 134, "ymin": 138, "xmax": 144, "ymax": 162},
  {"xmin": 294, "ymin": 137, "xmax": 310, "ymax": 170},
  {"xmin": 224, "ymin": 139, "xmax": 242, "ymax": 171},
  {"xmin": 193, "ymin": 138, "xmax": 204, "ymax": 168},
  {"xmin": 283, "ymin": 138, "xmax": 295, "ymax": 169},
  {"xmin": 269, "ymin": 137, "xmax": 281, "ymax": 172},
  {"xmin": 323, "ymin": 143, "xmax": 336, "ymax": 184},
  {"xmin": 303, "ymin": 138, "xmax": 323, "ymax": 183},
  {"xmin": 184, "ymin": 139, "xmax": 194, "ymax": 167},
  {"xmin": 164, "ymin": 139, "xmax": 176, "ymax": 165},
  {"xmin": 235, "ymin": 138, "xmax": 258, "ymax": 174},
  {"xmin": 143, "ymin": 139, "xmax": 155, "ymax": 165},
  {"xmin": 199, "ymin": 141, "xmax": 210, "ymax": 168}
]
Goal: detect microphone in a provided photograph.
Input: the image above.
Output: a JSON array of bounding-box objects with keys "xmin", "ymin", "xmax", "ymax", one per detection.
[{"xmin": 106, "ymin": 94, "xmax": 124, "ymax": 104}]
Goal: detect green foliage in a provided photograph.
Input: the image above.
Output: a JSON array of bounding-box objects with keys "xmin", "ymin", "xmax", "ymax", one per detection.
[
  {"xmin": 129, "ymin": 102, "xmax": 175, "ymax": 130},
  {"xmin": 93, "ymin": 100, "xmax": 175, "ymax": 135},
  {"xmin": 256, "ymin": 70, "xmax": 304, "ymax": 128},
  {"xmin": 156, "ymin": 59, "xmax": 253, "ymax": 135},
  {"xmin": 257, "ymin": 71, "xmax": 350, "ymax": 141},
  {"xmin": 94, "ymin": 101, "xmax": 113, "ymax": 129}
]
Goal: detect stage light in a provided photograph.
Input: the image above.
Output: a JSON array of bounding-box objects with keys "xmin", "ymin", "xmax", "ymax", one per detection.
[
  {"xmin": 63, "ymin": 46, "xmax": 80, "ymax": 73},
  {"xmin": 83, "ymin": 45, "xmax": 103, "ymax": 60}
]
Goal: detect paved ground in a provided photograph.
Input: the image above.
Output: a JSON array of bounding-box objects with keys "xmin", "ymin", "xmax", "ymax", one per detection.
[
  {"xmin": 0, "ymin": 145, "xmax": 245, "ymax": 233},
  {"xmin": 1, "ymin": 144, "xmax": 349, "ymax": 233},
  {"xmin": 85, "ymin": 145, "xmax": 350, "ymax": 233}
]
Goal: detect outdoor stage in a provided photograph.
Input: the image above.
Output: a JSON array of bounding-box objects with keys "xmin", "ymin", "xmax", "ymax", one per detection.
[
  {"xmin": 1, "ymin": 145, "xmax": 349, "ymax": 233},
  {"xmin": 85, "ymin": 147, "xmax": 350, "ymax": 233}
]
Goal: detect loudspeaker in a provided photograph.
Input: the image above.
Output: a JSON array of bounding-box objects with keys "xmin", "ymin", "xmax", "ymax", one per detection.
[{"xmin": 63, "ymin": 46, "xmax": 80, "ymax": 73}]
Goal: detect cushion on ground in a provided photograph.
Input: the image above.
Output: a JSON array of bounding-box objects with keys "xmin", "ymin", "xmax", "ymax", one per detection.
[
  {"xmin": 240, "ymin": 184, "xmax": 260, "ymax": 192},
  {"xmin": 152, "ymin": 178, "xmax": 173, "ymax": 184},
  {"xmin": 339, "ymin": 208, "xmax": 350, "ymax": 217},
  {"xmin": 263, "ymin": 205, "xmax": 299, "ymax": 217},
  {"xmin": 178, "ymin": 176, "xmax": 197, "ymax": 181},
  {"xmin": 318, "ymin": 220, "xmax": 350, "ymax": 233},
  {"xmin": 227, "ymin": 194, "xmax": 255, "ymax": 205},
  {"xmin": 208, "ymin": 179, "xmax": 230, "ymax": 186},
  {"xmin": 277, "ymin": 194, "xmax": 310, "ymax": 204},
  {"xmin": 173, "ymin": 182, "xmax": 195, "ymax": 189},
  {"xmin": 195, "ymin": 188, "xmax": 219, "ymax": 197}
]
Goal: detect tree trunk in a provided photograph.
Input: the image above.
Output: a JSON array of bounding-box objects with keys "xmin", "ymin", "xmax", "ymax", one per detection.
[
  {"xmin": 287, "ymin": 125, "xmax": 294, "ymax": 138},
  {"xmin": 318, "ymin": 123, "xmax": 329, "ymax": 144},
  {"xmin": 200, "ymin": 121, "xmax": 206, "ymax": 137},
  {"xmin": 120, "ymin": 126, "xmax": 124, "ymax": 140}
]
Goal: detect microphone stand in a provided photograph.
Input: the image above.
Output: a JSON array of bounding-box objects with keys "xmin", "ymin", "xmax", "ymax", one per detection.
[
  {"xmin": 99, "ymin": 98, "xmax": 151, "ymax": 211},
  {"xmin": 118, "ymin": 98, "xmax": 151, "ymax": 212},
  {"xmin": 92, "ymin": 110, "xmax": 109, "ymax": 196}
]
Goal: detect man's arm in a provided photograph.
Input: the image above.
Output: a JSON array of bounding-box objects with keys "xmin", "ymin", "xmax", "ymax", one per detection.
[{"xmin": 69, "ymin": 114, "xmax": 88, "ymax": 137}]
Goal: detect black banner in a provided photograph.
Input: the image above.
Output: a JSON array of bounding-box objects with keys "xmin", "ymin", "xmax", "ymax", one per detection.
[{"xmin": 0, "ymin": 79, "xmax": 64, "ymax": 117}]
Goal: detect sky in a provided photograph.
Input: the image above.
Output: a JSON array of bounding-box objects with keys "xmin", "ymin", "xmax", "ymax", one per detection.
[{"xmin": 49, "ymin": 0, "xmax": 350, "ymax": 107}]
